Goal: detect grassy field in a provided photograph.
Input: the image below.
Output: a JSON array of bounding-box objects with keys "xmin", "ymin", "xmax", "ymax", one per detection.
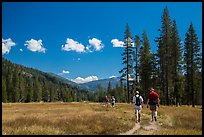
[{"xmin": 2, "ymin": 102, "xmax": 202, "ymax": 135}]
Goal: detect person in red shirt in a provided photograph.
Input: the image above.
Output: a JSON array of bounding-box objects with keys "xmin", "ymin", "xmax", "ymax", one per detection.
[{"xmin": 147, "ymin": 88, "xmax": 160, "ymax": 122}]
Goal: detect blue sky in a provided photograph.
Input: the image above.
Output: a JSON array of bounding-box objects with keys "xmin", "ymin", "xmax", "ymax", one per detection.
[{"xmin": 2, "ymin": 2, "xmax": 202, "ymax": 83}]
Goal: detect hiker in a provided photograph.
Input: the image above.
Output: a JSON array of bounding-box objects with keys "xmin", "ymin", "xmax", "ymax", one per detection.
[
  {"xmin": 147, "ymin": 88, "xmax": 160, "ymax": 122},
  {"xmin": 105, "ymin": 95, "xmax": 109, "ymax": 111},
  {"xmin": 111, "ymin": 96, "xmax": 116, "ymax": 108},
  {"xmin": 132, "ymin": 91, "xmax": 144, "ymax": 123}
]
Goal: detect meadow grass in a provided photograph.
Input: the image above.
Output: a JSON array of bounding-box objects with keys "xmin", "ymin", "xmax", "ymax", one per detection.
[
  {"xmin": 2, "ymin": 102, "xmax": 202, "ymax": 135},
  {"xmin": 2, "ymin": 102, "xmax": 135, "ymax": 135},
  {"xmin": 152, "ymin": 105, "xmax": 202, "ymax": 135}
]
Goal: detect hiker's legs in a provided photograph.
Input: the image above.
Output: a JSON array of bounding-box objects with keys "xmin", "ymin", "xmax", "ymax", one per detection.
[
  {"xmin": 135, "ymin": 109, "xmax": 139, "ymax": 122},
  {"xmin": 154, "ymin": 111, "xmax": 157, "ymax": 121},
  {"xmin": 150, "ymin": 105, "xmax": 157, "ymax": 122},
  {"xmin": 106, "ymin": 102, "xmax": 108, "ymax": 111},
  {"xmin": 151, "ymin": 110, "xmax": 157, "ymax": 121},
  {"xmin": 151, "ymin": 110, "xmax": 154, "ymax": 121},
  {"xmin": 138, "ymin": 110, "xmax": 141, "ymax": 122},
  {"xmin": 112, "ymin": 103, "xmax": 115, "ymax": 108}
]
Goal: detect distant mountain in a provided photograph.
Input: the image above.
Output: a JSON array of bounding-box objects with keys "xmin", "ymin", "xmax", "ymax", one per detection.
[
  {"xmin": 47, "ymin": 73, "xmax": 91, "ymax": 91},
  {"xmin": 48, "ymin": 73, "xmax": 78, "ymax": 86},
  {"xmin": 47, "ymin": 73, "xmax": 123, "ymax": 92},
  {"xmin": 79, "ymin": 77, "xmax": 121, "ymax": 92}
]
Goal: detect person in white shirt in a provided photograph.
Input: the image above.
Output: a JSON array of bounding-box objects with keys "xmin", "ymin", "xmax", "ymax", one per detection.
[
  {"xmin": 132, "ymin": 91, "xmax": 144, "ymax": 123},
  {"xmin": 111, "ymin": 96, "xmax": 116, "ymax": 108}
]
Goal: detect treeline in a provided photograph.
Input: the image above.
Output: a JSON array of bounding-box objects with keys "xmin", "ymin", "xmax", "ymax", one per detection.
[
  {"xmin": 104, "ymin": 6, "xmax": 202, "ymax": 106},
  {"xmin": 96, "ymin": 81, "xmax": 127, "ymax": 103},
  {"xmin": 2, "ymin": 58, "xmax": 96, "ymax": 103}
]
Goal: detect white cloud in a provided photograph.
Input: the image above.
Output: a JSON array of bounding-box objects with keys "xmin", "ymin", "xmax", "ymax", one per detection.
[
  {"xmin": 111, "ymin": 39, "xmax": 124, "ymax": 47},
  {"xmin": 109, "ymin": 76, "xmax": 116, "ymax": 79},
  {"xmin": 88, "ymin": 38, "xmax": 104, "ymax": 51},
  {"xmin": 62, "ymin": 38, "xmax": 85, "ymax": 53},
  {"xmin": 62, "ymin": 70, "xmax": 70, "ymax": 74},
  {"xmin": 58, "ymin": 70, "xmax": 70, "ymax": 75},
  {"xmin": 61, "ymin": 37, "xmax": 104, "ymax": 53},
  {"xmin": 2, "ymin": 38, "xmax": 16, "ymax": 55},
  {"xmin": 24, "ymin": 39, "xmax": 46, "ymax": 53},
  {"xmin": 71, "ymin": 76, "xmax": 99, "ymax": 84},
  {"xmin": 20, "ymin": 49, "xmax": 23, "ymax": 52}
]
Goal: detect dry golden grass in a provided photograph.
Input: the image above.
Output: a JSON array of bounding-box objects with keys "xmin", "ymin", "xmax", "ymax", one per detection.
[
  {"xmin": 136, "ymin": 105, "xmax": 202, "ymax": 135},
  {"xmin": 2, "ymin": 102, "xmax": 135, "ymax": 135},
  {"xmin": 2, "ymin": 102, "xmax": 202, "ymax": 135},
  {"xmin": 152, "ymin": 105, "xmax": 202, "ymax": 135}
]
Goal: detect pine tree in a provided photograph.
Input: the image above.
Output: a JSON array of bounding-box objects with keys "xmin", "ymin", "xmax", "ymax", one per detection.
[
  {"xmin": 132, "ymin": 35, "xmax": 141, "ymax": 94},
  {"xmin": 26, "ymin": 79, "xmax": 33, "ymax": 102},
  {"xmin": 119, "ymin": 80, "xmax": 126, "ymax": 102},
  {"xmin": 32, "ymin": 77, "xmax": 42, "ymax": 102},
  {"xmin": 13, "ymin": 70, "xmax": 20, "ymax": 102},
  {"xmin": 150, "ymin": 52, "xmax": 159, "ymax": 89},
  {"xmin": 131, "ymin": 80, "xmax": 137, "ymax": 96},
  {"xmin": 107, "ymin": 81, "xmax": 113, "ymax": 96},
  {"xmin": 194, "ymin": 72, "xmax": 202, "ymax": 105},
  {"xmin": 156, "ymin": 6, "xmax": 172, "ymax": 105},
  {"xmin": 170, "ymin": 19, "xmax": 183, "ymax": 106},
  {"xmin": 19, "ymin": 75, "xmax": 26, "ymax": 102},
  {"xmin": 6, "ymin": 68, "xmax": 13, "ymax": 102},
  {"xmin": 139, "ymin": 30, "xmax": 152, "ymax": 102},
  {"xmin": 183, "ymin": 22, "xmax": 202, "ymax": 107},
  {"xmin": 33, "ymin": 78, "xmax": 39, "ymax": 102},
  {"xmin": 2, "ymin": 77, "xmax": 7, "ymax": 103},
  {"xmin": 37, "ymin": 81, "xmax": 43, "ymax": 102},
  {"xmin": 42, "ymin": 81, "xmax": 48, "ymax": 102},
  {"xmin": 115, "ymin": 83, "xmax": 121, "ymax": 102},
  {"xmin": 119, "ymin": 23, "xmax": 134, "ymax": 103},
  {"xmin": 97, "ymin": 84, "xmax": 105, "ymax": 102},
  {"xmin": 49, "ymin": 84, "xmax": 54, "ymax": 102}
]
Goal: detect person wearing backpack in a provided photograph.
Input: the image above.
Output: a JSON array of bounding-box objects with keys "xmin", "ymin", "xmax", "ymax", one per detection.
[
  {"xmin": 147, "ymin": 88, "xmax": 160, "ymax": 122},
  {"xmin": 111, "ymin": 96, "xmax": 116, "ymax": 108},
  {"xmin": 132, "ymin": 91, "xmax": 144, "ymax": 123}
]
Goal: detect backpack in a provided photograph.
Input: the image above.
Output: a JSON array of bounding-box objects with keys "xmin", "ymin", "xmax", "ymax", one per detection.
[
  {"xmin": 135, "ymin": 96, "xmax": 141, "ymax": 106},
  {"xmin": 111, "ymin": 98, "xmax": 115, "ymax": 103}
]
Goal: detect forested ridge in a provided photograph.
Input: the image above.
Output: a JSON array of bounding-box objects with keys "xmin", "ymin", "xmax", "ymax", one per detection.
[{"xmin": 2, "ymin": 57, "xmax": 96, "ymax": 103}]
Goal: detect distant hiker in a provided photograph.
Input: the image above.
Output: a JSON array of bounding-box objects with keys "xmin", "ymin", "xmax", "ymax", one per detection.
[
  {"xmin": 147, "ymin": 88, "xmax": 160, "ymax": 122},
  {"xmin": 105, "ymin": 95, "xmax": 109, "ymax": 111},
  {"xmin": 111, "ymin": 96, "xmax": 116, "ymax": 108},
  {"xmin": 132, "ymin": 91, "xmax": 144, "ymax": 123}
]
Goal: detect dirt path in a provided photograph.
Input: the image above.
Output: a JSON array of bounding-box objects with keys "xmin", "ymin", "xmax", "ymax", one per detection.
[
  {"xmin": 118, "ymin": 110, "xmax": 173, "ymax": 135},
  {"xmin": 143, "ymin": 121, "xmax": 159, "ymax": 131},
  {"xmin": 137, "ymin": 121, "xmax": 160, "ymax": 135},
  {"xmin": 119, "ymin": 123, "xmax": 141, "ymax": 135},
  {"xmin": 119, "ymin": 121, "xmax": 160, "ymax": 135}
]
